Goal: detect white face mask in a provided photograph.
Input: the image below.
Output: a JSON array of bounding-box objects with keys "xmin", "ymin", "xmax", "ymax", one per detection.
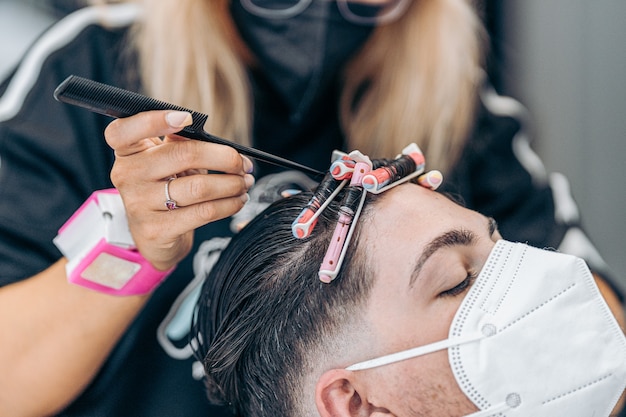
[{"xmin": 347, "ymin": 240, "xmax": 626, "ymax": 417}]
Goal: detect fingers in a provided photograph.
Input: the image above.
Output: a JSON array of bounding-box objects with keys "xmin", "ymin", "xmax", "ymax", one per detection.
[
  {"xmin": 104, "ymin": 110, "xmax": 193, "ymax": 157},
  {"xmin": 150, "ymin": 193, "xmax": 251, "ymax": 239},
  {"xmin": 106, "ymin": 110, "xmax": 253, "ymax": 182},
  {"xmin": 156, "ymin": 173, "xmax": 255, "ymax": 211},
  {"xmin": 103, "ymin": 110, "xmax": 256, "ymax": 271},
  {"xmin": 149, "ymin": 139, "xmax": 252, "ymax": 179},
  {"xmin": 121, "ymin": 173, "xmax": 252, "ymax": 271},
  {"xmin": 127, "ymin": 191, "xmax": 250, "ymax": 271}
]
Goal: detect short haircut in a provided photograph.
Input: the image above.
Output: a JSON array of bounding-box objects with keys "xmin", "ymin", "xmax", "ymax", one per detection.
[{"xmin": 192, "ymin": 189, "xmax": 382, "ymax": 416}]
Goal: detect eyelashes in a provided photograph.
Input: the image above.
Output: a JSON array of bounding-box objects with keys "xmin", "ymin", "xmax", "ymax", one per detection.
[{"xmin": 439, "ymin": 271, "xmax": 478, "ymax": 298}]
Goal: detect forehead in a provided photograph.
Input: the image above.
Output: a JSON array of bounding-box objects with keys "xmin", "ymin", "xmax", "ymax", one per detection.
[
  {"xmin": 358, "ymin": 183, "xmax": 489, "ymax": 284},
  {"xmin": 356, "ymin": 183, "xmax": 490, "ymax": 340},
  {"xmin": 364, "ymin": 183, "xmax": 483, "ymax": 240}
]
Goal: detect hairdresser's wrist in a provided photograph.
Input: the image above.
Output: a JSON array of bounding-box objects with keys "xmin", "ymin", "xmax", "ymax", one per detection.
[
  {"xmin": 134, "ymin": 246, "xmax": 185, "ymax": 276},
  {"xmin": 127, "ymin": 228, "xmax": 192, "ymax": 274},
  {"xmin": 53, "ymin": 189, "xmax": 177, "ymax": 296}
]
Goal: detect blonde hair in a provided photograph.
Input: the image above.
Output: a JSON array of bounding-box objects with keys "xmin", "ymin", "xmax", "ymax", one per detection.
[
  {"xmin": 129, "ymin": 0, "xmax": 252, "ymax": 143},
  {"xmin": 343, "ymin": 0, "xmax": 484, "ymax": 172},
  {"xmin": 126, "ymin": 0, "xmax": 485, "ymax": 172}
]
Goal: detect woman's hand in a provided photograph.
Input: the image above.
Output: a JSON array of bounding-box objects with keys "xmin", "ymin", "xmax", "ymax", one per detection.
[{"xmin": 104, "ymin": 110, "xmax": 254, "ymax": 271}]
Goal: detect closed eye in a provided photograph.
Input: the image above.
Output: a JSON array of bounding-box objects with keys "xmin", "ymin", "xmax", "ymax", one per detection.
[{"xmin": 439, "ymin": 272, "xmax": 477, "ymax": 298}]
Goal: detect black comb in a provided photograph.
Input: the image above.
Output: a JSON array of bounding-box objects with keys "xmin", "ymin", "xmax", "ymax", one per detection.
[{"xmin": 53, "ymin": 75, "xmax": 324, "ymax": 177}]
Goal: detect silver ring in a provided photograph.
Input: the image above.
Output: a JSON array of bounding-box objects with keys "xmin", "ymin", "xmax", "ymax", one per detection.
[{"xmin": 164, "ymin": 176, "xmax": 178, "ymax": 210}]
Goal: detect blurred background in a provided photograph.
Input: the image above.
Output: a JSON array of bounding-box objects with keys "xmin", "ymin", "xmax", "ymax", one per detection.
[
  {"xmin": 1, "ymin": 0, "xmax": 625, "ymax": 287},
  {"xmin": 486, "ymin": 0, "xmax": 626, "ymax": 288}
]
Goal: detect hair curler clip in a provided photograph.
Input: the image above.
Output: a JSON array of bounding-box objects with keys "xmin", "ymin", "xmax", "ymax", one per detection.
[
  {"xmin": 330, "ymin": 156, "xmax": 357, "ymax": 181},
  {"xmin": 291, "ymin": 174, "xmax": 348, "ymax": 239},
  {"xmin": 318, "ymin": 189, "xmax": 367, "ymax": 283},
  {"xmin": 362, "ymin": 143, "xmax": 426, "ymax": 194},
  {"xmin": 318, "ymin": 154, "xmax": 372, "ymax": 283},
  {"xmin": 292, "ymin": 151, "xmax": 354, "ymax": 239},
  {"xmin": 331, "ymin": 149, "xmax": 349, "ymax": 162},
  {"xmin": 294, "ymin": 144, "xmax": 444, "ymax": 284}
]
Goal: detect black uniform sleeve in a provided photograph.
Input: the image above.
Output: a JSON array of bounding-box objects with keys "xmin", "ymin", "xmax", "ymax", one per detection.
[{"xmin": 0, "ymin": 24, "xmax": 132, "ymax": 285}]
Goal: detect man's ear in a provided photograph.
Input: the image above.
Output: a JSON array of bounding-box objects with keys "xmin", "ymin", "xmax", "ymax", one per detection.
[{"xmin": 315, "ymin": 369, "xmax": 394, "ymax": 417}]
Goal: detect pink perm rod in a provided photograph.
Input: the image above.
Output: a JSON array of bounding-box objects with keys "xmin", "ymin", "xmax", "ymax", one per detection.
[
  {"xmin": 417, "ymin": 170, "xmax": 443, "ymax": 190},
  {"xmin": 292, "ymin": 174, "xmax": 347, "ymax": 239},
  {"xmin": 318, "ymin": 156, "xmax": 371, "ymax": 283},
  {"xmin": 362, "ymin": 143, "xmax": 425, "ymax": 193}
]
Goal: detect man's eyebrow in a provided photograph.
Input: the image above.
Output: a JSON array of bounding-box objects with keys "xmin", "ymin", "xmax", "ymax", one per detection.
[
  {"xmin": 409, "ymin": 217, "xmax": 497, "ymax": 287},
  {"xmin": 409, "ymin": 229, "xmax": 476, "ymax": 288}
]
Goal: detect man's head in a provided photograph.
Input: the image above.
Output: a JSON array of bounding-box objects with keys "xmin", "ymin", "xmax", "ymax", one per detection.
[{"xmin": 192, "ymin": 182, "xmax": 500, "ymax": 416}]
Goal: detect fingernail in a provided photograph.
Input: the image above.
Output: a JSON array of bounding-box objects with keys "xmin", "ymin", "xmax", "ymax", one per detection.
[
  {"xmin": 166, "ymin": 111, "xmax": 193, "ymax": 128},
  {"xmin": 242, "ymin": 156, "xmax": 254, "ymax": 174},
  {"xmin": 244, "ymin": 174, "xmax": 255, "ymax": 189},
  {"xmin": 240, "ymin": 193, "xmax": 250, "ymax": 204}
]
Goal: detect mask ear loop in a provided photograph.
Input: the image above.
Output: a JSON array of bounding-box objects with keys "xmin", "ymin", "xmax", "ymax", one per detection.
[
  {"xmin": 346, "ymin": 330, "xmax": 485, "ymax": 371},
  {"xmin": 344, "ymin": 329, "xmax": 522, "ymax": 415},
  {"xmin": 318, "ymin": 153, "xmax": 372, "ymax": 283}
]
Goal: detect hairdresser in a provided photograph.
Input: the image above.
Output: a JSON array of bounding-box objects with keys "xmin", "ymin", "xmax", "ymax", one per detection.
[{"xmin": 0, "ymin": 1, "xmax": 623, "ymax": 416}]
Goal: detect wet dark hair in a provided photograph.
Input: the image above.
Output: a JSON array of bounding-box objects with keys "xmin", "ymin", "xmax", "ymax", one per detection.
[{"xmin": 192, "ymin": 188, "xmax": 381, "ymax": 417}]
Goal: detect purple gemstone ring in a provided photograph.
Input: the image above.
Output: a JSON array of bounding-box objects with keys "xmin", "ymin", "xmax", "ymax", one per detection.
[{"xmin": 164, "ymin": 176, "xmax": 178, "ymax": 211}]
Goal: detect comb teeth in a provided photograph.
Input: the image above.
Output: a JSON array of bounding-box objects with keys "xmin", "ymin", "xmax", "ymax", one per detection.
[{"xmin": 54, "ymin": 75, "xmax": 208, "ymax": 131}]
